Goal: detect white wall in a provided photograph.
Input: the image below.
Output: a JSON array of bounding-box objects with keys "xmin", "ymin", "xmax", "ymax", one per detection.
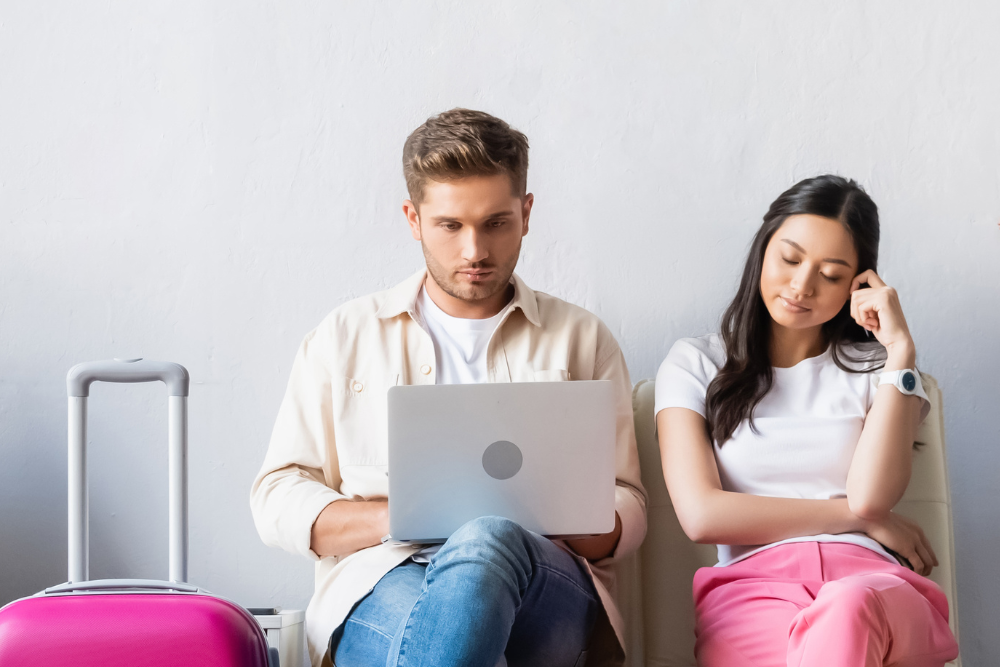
[{"xmin": 2, "ymin": 1, "xmax": 997, "ymax": 661}]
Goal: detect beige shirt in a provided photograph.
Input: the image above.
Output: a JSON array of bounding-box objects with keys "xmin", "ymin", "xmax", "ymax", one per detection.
[{"xmin": 250, "ymin": 270, "xmax": 647, "ymax": 667}]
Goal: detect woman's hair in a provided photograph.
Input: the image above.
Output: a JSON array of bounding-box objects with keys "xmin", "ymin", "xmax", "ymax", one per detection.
[{"xmin": 705, "ymin": 174, "xmax": 884, "ymax": 445}]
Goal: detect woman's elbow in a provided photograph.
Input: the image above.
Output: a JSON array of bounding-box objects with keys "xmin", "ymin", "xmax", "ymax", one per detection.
[
  {"xmin": 675, "ymin": 508, "xmax": 717, "ymax": 544},
  {"xmin": 847, "ymin": 495, "xmax": 894, "ymax": 522}
]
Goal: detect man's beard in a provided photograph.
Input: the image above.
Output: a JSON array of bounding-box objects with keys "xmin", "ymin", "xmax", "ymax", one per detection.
[{"xmin": 421, "ymin": 240, "xmax": 520, "ymax": 304}]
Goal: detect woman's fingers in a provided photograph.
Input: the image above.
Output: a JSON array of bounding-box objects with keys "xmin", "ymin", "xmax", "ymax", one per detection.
[
  {"xmin": 850, "ymin": 269, "xmax": 886, "ymax": 292},
  {"xmin": 850, "ymin": 270, "xmax": 874, "ymax": 293},
  {"xmin": 851, "ymin": 292, "xmax": 881, "ymax": 330},
  {"xmin": 913, "ymin": 538, "xmax": 935, "ymax": 576},
  {"xmin": 898, "ymin": 518, "xmax": 936, "ymax": 575},
  {"xmin": 863, "ymin": 271, "xmax": 887, "ymax": 289},
  {"xmin": 919, "ymin": 527, "xmax": 939, "ymax": 567},
  {"xmin": 905, "ymin": 547, "xmax": 925, "ymax": 575}
]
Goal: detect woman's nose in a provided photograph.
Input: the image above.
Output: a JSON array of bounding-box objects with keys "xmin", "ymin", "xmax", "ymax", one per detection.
[{"xmin": 790, "ymin": 266, "xmax": 816, "ymax": 297}]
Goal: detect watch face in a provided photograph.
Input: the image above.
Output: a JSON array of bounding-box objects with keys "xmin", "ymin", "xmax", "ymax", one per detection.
[{"xmin": 902, "ymin": 371, "xmax": 917, "ymax": 392}]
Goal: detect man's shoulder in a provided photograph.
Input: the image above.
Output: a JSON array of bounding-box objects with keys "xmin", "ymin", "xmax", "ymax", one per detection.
[
  {"xmin": 528, "ymin": 289, "xmax": 619, "ymax": 360},
  {"xmin": 531, "ymin": 289, "xmax": 610, "ymax": 331},
  {"xmin": 312, "ymin": 286, "xmax": 397, "ymax": 338}
]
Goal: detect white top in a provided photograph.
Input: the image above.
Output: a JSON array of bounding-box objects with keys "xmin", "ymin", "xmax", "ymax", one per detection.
[
  {"xmin": 415, "ymin": 286, "xmax": 509, "ymax": 385},
  {"xmin": 654, "ymin": 334, "xmax": 930, "ymax": 567}
]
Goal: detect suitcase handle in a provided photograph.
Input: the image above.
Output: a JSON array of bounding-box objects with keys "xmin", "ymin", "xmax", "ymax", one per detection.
[
  {"xmin": 66, "ymin": 359, "xmax": 190, "ymax": 585},
  {"xmin": 44, "ymin": 579, "xmax": 201, "ymax": 595},
  {"xmin": 67, "ymin": 358, "xmax": 190, "ymax": 397}
]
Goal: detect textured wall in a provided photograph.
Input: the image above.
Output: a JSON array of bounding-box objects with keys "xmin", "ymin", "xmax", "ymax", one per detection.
[{"xmin": 1, "ymin": 1, "xmax": 998, "ymax": 661}]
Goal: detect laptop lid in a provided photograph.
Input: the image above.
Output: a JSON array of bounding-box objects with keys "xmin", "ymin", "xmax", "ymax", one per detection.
[{"xmin": 387, "ymin": 380, "xmax": 616, "ymax": 543}]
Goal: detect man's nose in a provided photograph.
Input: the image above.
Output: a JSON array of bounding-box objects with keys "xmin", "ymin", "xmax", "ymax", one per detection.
[{"xmin": 460, "ymin": 228, "xmax": 489, "ymax": 264}]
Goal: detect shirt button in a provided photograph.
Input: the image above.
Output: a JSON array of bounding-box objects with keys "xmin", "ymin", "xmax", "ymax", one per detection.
[
  {"xmin": 352, "ymin": 381, "xmax": 363, "ymax": 393},
  {"xmin": 420, "ymin": 364, "xmax": 432, "ymax": 375}
]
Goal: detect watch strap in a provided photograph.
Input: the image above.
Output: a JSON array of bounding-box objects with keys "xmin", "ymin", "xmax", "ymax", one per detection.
[{"xmin": 878, "ymin": 369, "xmax": 922, "ymax": 396}]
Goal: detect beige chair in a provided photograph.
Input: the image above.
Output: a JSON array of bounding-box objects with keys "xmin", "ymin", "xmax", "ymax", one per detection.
[{"xmin": 615, "ymin": 375, "xmax": 961, "ymax": 667}]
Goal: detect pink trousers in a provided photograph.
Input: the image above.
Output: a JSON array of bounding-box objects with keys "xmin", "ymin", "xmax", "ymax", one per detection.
[{"xmin": 692, "ymin": 542, "xmax": 959, "ymax": 667}]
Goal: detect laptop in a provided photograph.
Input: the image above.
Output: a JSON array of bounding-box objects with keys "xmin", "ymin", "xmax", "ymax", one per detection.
[{"xmin": 387, "ymin": 380, "xmax": 616, "ymax": 543}]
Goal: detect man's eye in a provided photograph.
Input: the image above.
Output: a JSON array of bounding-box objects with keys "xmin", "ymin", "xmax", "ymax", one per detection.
[
  {"xmin": 443, "ymin": 224, "xmax": 460, "ymax": 231},
  {"xmin": 490, "ymin": 219, "xmax": 506, "ymax": 228}
]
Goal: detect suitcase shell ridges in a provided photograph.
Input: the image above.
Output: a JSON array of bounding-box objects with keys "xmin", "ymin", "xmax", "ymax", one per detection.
[{"xmin": 0, "ymin": 593, "xmax": 270, "ymax": 665}]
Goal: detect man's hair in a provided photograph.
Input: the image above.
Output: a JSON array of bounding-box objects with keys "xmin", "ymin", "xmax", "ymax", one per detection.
[{"xmin": 403, "ymin": 108, "xmax": 529, "ymax": 205}]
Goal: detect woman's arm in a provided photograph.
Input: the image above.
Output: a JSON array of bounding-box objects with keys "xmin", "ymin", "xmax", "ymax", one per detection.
[
  {"xmin": 844, "ymin": 270, "xmax": 924, "ymax": 520},
  {"xmin": 658, "ymin": 407, "xmax": 939, "ymax": 573},
  {"xmin": 658, "ymin": 407, "xmax": 865, "ymax": 545}
]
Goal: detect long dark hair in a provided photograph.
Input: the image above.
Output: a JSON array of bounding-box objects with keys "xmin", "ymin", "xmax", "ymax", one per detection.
[{"xmin": 705, "ymin": 175, "xmax": 884, "ymax": 445}]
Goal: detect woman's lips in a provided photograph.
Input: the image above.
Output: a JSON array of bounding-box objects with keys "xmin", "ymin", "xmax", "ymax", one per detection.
[{"xmin": 779, "ymin": 296, "xmax": 810, "ymax": 313}]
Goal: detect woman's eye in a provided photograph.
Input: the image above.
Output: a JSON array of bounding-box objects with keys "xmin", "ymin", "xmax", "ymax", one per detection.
[
  {"xmin": 822, "ymin": 274, "xmax": 842, "ymax": 283},
  {"xmin": 782, "ymin": 257, "xmax": 799, "ymax": 265}
]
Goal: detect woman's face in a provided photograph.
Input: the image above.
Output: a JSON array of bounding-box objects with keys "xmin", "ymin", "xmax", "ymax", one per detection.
[{"xmin": 759, "ymin": 214, "xmax": 859, "ymax": 330}]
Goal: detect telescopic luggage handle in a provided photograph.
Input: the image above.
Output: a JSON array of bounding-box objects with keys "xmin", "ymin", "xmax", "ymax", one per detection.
[{"xmin": 66, "ymin": 359, "xmax": 191, "ymax": 585}]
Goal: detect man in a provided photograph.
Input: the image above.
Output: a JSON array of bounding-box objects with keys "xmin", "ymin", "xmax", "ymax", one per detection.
[{"xmin": 251, "ymin": 108, "xmax": 646, "ymax": 667}]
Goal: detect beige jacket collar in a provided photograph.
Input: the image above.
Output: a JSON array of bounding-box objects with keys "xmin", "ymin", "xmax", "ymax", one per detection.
[{"xmin": 375, "ymin": 269, "xmax": 542, "ymax": 327}]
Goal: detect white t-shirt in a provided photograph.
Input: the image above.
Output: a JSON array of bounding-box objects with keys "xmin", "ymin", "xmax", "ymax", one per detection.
[
  {"xmin": 654, "ymin": 334, "xmax": 930, "ymax": 567},
  {"xmin": 409, "ymin": 286, "xmax": 511, "ymax": 560},
  {"xmin": 415, "ymin": 286, "xmax": 510, "ymax": 385}
]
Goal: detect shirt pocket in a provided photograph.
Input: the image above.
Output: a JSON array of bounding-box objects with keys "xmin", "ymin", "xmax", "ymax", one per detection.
[
  {"xmin": 532, "ymin": 368, "xmax": 571, "ymax": 382},
  {"xmin": 332, "ymin": 374, "xmax": 398, "ymax": 466}
]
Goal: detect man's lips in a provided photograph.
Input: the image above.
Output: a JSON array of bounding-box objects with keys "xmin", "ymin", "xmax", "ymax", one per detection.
[
  {"xmin": 779, "ymin": 296, "xmax": 810, "ymax": 313},
  {"xmin": 457, "ymin": 269, "xmax": 494, "ymax": 280}
]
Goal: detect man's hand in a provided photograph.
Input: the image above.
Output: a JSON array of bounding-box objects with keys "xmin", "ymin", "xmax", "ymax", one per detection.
[
  {"xmin": 564, "ymin": 512, "xmax": 622, "ymax": 561},
  {"xmin": 310, "ymin": 499, "xmax": 389, "ymax": 558}
]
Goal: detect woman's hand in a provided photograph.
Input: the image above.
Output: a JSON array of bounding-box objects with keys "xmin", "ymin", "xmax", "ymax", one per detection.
[
  {"xmin": 850, "ymin": 270, "xmax": 915, "ymax": 368},
  {"xmin": 860, "ymin": 511, "xmax": 937, "ymax": 576}
]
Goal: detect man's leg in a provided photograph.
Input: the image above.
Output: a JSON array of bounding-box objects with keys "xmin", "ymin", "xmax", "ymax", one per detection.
[
  {"xmin": 387, "ymin": 516, "xmax": 600, "ymax": 667},
  {"xmin": 330, "ymin": 561, "xmax": 426, "ymax": 667}
]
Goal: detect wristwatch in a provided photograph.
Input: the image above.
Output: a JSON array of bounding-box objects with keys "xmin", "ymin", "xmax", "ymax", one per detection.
[{"xmin": 878, "ymin": 369, "xmax": 922, "ymax": 396}]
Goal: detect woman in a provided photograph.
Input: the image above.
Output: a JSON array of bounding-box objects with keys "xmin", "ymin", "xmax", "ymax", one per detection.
[{"xmin": 655, "ymin": 175, "xmax": 959, "ymax": 666}]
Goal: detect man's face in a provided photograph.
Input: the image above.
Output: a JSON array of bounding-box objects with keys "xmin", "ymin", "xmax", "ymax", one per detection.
[{"xmin": 405, "ymin": 174, "xmax": 533, "ymax": 305}]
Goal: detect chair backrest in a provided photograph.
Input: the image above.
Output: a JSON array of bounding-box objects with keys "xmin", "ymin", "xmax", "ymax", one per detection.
[{"xmin": 615, "ymin": 374, "xmax": 960, "ymax": 667}]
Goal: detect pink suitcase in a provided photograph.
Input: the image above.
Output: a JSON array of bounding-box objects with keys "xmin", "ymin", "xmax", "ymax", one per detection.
[{"xmin": 0, "ymin": 359, "xmax": 275, "ymax": 666}]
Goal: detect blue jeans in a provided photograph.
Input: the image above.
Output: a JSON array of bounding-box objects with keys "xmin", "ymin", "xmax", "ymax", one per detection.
[{"xmin": 330, "ymin": 516, "xmax": 600, "ymax": 667}]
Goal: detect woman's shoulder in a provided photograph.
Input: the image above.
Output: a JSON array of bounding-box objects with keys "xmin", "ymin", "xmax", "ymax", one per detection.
[
  {"xmin": 667, "ymin": 333, "xmax": 727, "ymax": 367},
  {"xmin": 655, "ymin": 334, "xmax": 725, "ymax": 414}
]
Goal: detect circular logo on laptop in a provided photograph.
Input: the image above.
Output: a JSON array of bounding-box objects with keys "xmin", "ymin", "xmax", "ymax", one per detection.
[{"xmin": 482, "ymin": 440, "xmax": 523, "ymax": 480}]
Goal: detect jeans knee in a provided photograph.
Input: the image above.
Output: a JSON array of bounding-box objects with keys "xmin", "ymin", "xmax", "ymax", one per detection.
[
  {"xmin": 436, "ymin": 516, "xmax": 534, "ymax": 582},
  {"xmin": 450, "ymin": 516, "xmax": 529, "ymax": 550}
]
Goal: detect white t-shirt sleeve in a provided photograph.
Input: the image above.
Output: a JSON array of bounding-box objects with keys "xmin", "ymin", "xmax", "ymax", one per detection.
[{"xmin": 654, "ymin": 337, "xmax": 720, "ymax": 418}]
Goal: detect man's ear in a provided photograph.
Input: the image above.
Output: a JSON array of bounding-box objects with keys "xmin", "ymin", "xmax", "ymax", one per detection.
[
  {"xmin": 520, "ymin": 193, "xmax": 534, "ymax": 237},
  {"xmin": 403, "ymin": 200, "xmax": 421, "ymax": 240}
]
